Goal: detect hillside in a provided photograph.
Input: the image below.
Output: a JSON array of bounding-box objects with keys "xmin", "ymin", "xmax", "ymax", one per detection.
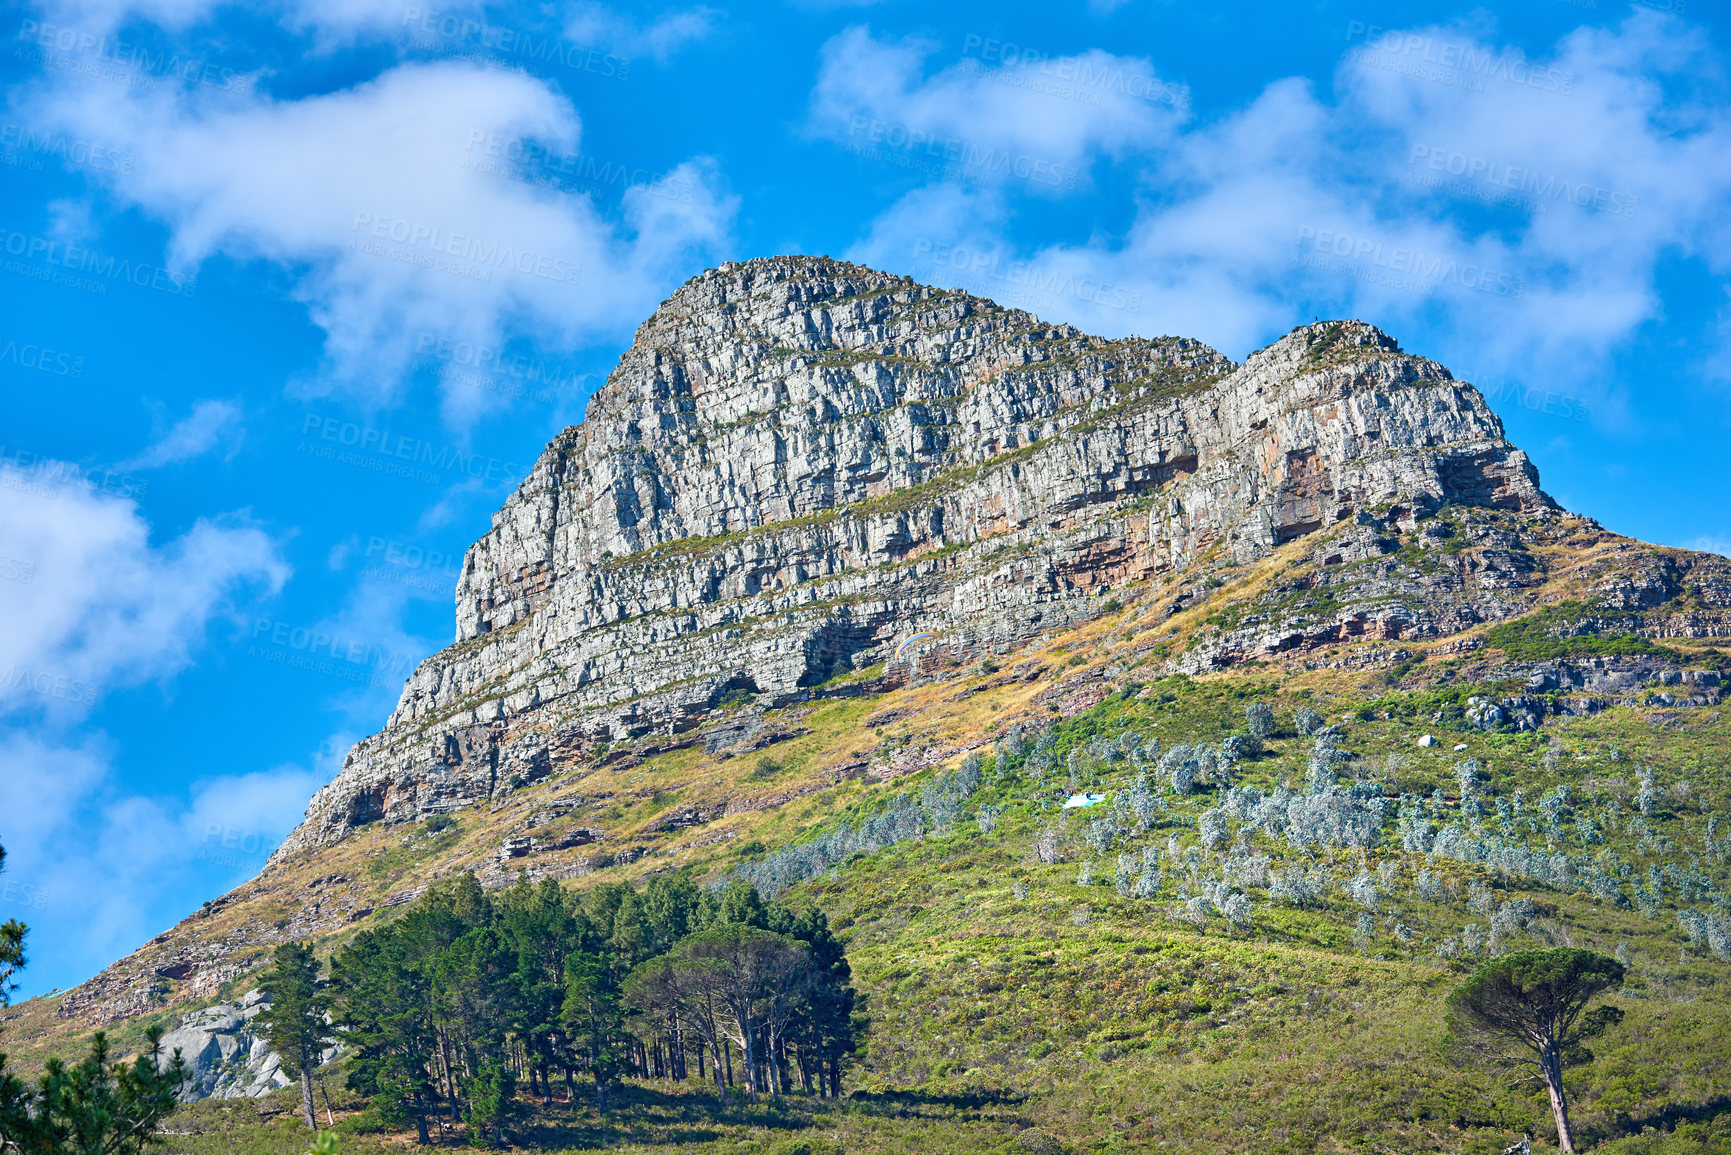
[{"xmin": 4, "ymin": 256, "xmax": 1730, "ymax": 1154}]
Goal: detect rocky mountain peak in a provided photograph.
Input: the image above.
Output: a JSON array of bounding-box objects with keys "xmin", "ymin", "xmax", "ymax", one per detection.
[{"xmin": 275, "ymin": 261, "xmax": 1552, "ymax": 857}]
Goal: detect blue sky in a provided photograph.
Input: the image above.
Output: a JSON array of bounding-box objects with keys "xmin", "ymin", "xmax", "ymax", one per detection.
[{"xmin": 0, "ymin": 0, "xmax": 1728, "ymax": 1000}]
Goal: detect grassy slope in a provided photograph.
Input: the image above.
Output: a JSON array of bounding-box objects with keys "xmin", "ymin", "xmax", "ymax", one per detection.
[{"xmin": 6, "ymin": 520, "xmax": 1731, "ymax": 1154}]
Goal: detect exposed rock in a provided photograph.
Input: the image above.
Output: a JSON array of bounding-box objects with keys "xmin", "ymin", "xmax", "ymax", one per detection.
[
  {"xmin": 155, "ymin": 993, "xmax": 292, "ymax": 1102},
  {"xmin": 275, "ymin": 257, "xmax": 1578, "ymax": 857}
]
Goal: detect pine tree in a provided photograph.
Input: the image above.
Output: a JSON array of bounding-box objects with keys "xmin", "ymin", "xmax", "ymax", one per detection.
[
  {"xmin": 784, "ymin": 907, "xmax": 858, "ymax": 1097},
  {"xmin": 257, "ymin": 941, "xmax": 330, "ymax": 1132},
  {"xmin": 1446, "ymin": 948, "xmax": 1624, "ymax": 1153},
  {"xmin": 0, "ymin": 843, "xmax": 24, "ymax": 1005},
  {"xmin": 561, "ymin": 953, "xmax": 629, "ymax": 1112}
]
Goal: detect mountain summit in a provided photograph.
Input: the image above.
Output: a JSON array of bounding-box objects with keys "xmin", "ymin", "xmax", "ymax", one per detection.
[{"xmin": 279, "ymin": 255, "xmax": 1553, "ymax": 855}]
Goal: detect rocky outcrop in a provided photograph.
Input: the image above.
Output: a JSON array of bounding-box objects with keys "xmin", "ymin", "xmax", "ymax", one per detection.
[
  {"xmin": 275, "ymin": 257, "xmax": 1555, "ymax": 857},
  {"xmin": 156, "ymin": 990, "xmax": 293, "ymax": 1101}
]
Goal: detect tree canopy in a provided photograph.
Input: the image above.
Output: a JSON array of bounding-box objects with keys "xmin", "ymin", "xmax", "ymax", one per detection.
[
  {"xmin": 1446, "ymin": 947, "xmax": 1625, "ymax": 1154},
  {"xmin": 256, "ymin": 941, "xmax": 330, "ymax": 1132},
  {"xmin": 326, "ymin": 871, "xmax": 858, "ymax": 1144}
]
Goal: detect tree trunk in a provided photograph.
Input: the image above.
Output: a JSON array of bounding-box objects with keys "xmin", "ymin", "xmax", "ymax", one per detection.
[
  {"xmin": 414, "ymin": 1109, "xmax": 430, "ymax": 1145},
  {"xmin": 1545, "ymin": 1064, "xmax": 1576, "ymax": 1154},
  {"xmin": 740, "ymin": 1022, "xmax": 760, "ymax": 1096},
  {"xmin": 299, "ymin": 1065, "xmax": 317, "ymax": 1132},
  {"xmin": 594, "ymin": 1069, "xmax": 609, "ymax": 1114},
  {"xmin": 439, "ymin": 1034, "xmax": 462, "ymax": 1129}
]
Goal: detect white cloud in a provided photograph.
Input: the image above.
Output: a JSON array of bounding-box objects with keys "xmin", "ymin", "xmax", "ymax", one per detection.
[
  {"xmin": 809, "ymin": 26, "xmax": 1185, "ymax": 191},
  {"xmin": 0, "ymin": 461, "xmax": 288, "ymax": 718},
  {"xmin": 562, "ymin": 1, "xmax": 718, "ymax": 62},
  {"xmin": 25, "ymin": 60, "xmax": 735, "ymax": 417},
  {"xmin": 116, "ymin": 399, "xmax": 244, "ymax": 470},
  {"xmin": 828, "ymin": 15, "xmax": 1731, "ymax": 395},
  {"xmin": 0, "ymin": 728, "xmax": 327, "ymax": 997}
]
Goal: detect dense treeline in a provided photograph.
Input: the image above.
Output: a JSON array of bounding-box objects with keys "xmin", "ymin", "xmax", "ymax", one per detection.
[{"xmin": 326, "ymin": 870, "xmax": 858, "ymax": 1144}]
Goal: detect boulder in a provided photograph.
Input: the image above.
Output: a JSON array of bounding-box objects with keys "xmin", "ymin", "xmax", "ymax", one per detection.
[{"xmin": 153, "ymin": 998, "xmax": 292, "ymax": 1102}]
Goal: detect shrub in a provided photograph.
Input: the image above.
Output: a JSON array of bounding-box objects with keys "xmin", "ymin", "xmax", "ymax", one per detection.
[
  {"xmin": 1198, "ymin": 808, "xmax": 1228, "ymax": 850},
  {"xmin": 1485, "ymin": 601, "xmax": 1683, "ymax": 661},
  {"xmin": 1245, "ymin": 702, "xmax": 1275, "ymax": 737}
]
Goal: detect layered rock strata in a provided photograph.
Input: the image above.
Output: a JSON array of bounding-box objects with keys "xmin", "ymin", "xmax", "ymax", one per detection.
[{"xmin": 276, "ymin": 257, "xmax": 1551, "ymax": 855}]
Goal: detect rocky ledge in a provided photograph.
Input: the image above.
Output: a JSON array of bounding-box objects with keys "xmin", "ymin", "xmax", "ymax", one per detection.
[{"xmin": 276, "ymin": 256, "xmax": 1554, "ymax": 856}]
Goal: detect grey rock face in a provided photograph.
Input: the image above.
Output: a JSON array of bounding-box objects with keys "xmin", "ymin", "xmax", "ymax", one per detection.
[
  {"xmin": 275, "ymin": 257, "xmax": 1551, "ymax": 857},
  {"xmin": 156, "ymin": 992, "xmax": 292, "ymax": 1101}
]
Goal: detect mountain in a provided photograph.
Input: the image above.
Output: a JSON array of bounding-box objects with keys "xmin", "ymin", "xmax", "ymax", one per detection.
[
  {"xmin": 8, "ymin": 256, "xmax": 1730, "ymax": 1152},
  {"xmin": 280, "ymin": 255, "xmax": 1555, "ymax": 853}
]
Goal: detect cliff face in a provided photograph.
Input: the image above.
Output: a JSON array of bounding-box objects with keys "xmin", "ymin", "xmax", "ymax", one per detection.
[{"xmin": 275, "ymin": 256, "xmax": 1551, "ymax": 856}]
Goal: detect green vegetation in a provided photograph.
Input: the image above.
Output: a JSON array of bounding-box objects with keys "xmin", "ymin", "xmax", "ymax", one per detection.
[
  {"xmin": 257, "ymin": 942, "xmax": 329, "ymax": 1132},
  {"xmin": 327, "ymin": 872, "xmax": 857, "ymax": 1145},
  {"xmin": 0, "ymin": 839, "xmax": 191, "ymax": 1155},
  {"xmin": 1487, "ymin": 602, "xmax": 1687, "ymax": 664},
  {"xmin": 1447, "ymin": 948, "xmax": 1627, "ymax": 1153},
  {"xmin": 14, "ymin": 534, "xmax": 1731, "ymax": 1154}
]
